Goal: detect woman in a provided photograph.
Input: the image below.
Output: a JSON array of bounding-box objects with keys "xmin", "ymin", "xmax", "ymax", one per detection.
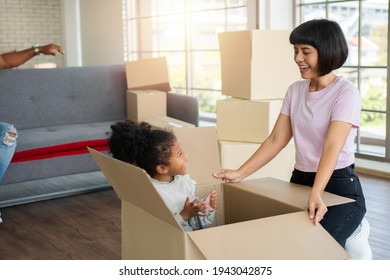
[{"xmin": 213, "ymin": 19, "xmax": 366, "ymax": 247}]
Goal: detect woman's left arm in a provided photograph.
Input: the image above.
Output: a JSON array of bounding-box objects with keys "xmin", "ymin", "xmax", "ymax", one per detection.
[{"xmin": 309, "ymin": 120, "xmax": 353, "ymax": 225}]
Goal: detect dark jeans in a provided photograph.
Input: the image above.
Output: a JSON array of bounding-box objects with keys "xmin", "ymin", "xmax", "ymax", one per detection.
[{"xmin": 290, "ymin": 164, "xmax": 366, "ymax": 247}]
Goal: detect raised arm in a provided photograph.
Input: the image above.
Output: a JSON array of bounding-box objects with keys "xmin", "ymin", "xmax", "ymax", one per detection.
[{"xmin": 0, "ymin": 43, "xmax": 64, "ymax": 69}]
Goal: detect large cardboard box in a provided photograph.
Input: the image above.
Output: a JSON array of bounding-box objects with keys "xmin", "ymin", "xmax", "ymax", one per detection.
[
  {"xmin": 144, "ymin": 116, "xmax": 195, "ymax": 129},
  {"xmin": 125, "ymin": 57, "xmax": 171, "ymax": 92},
  {"xmin": 89, "ymin": 126, "xmax": 352, "ymax": 260},
  {"xmin": 217, "ymin": 98, "xmax": 283, "ymax": 143},
  {"xmin": 219, "ymin": 30, "xmax": 300, "ymax": 100},
  {"xmin": 219, "ymin": 140, "xmax": 295, "ymax": 181},
  {"xmin": 126, "ymin": 90, "xmax": 167, "ymax": 122}
]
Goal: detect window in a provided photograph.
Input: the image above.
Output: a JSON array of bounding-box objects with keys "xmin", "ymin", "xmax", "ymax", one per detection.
[
  {"xmin": 122, "ymin": 0, "xmax": 257, "ymax": 122},
  {"xmin": 296, "ymin": 0, "xmax": 390, "ymax": 162}
]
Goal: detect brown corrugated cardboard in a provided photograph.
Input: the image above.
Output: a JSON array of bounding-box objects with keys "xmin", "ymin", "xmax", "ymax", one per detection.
[
  {"xmin": 186, "ymin": 211, "xmax": 346, "ymax": 260},
  {"xmin": 219, "ymin": 140, "xmax": 295, "ymax": 181},
  {"xmin": 217, "ymin": 98, "xmax": 283, "ymax": 143},
  {"xmin": 218, "ymin": 30, "xmax": 300, "ymax": 100},
  {"xmin": 125, "ymin": 57, "xmax": 171, "ymax": 92},
  {"xmin": 126, "ymin": 90, "xmax": 167, "ymax": 122},
  {"xmin": 143, "ymin": 116, "xmax": 195, "ymax": 129},
  {"xmin": 89, "ymin": 126, "xmax": 353, "ymax": 260}
]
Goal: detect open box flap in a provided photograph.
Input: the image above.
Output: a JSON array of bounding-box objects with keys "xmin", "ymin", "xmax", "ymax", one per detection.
[
  {"xmin": 144, "ymin": 116, "xmax": 194, "ymax": 129},
  {"xmin": 228, "ymin": 177, "xmax": 354, "ymax": 209},
  {"xmin": 173, "ymin": 126, "xmax": 221, "ymax": 185},
  {"xmin": 187, "ymin": 211, "xmax": 350, "ymax": 260},
  {"xmin": 88, "ymin": 148, "xmax": 181, "ymax": 230}
]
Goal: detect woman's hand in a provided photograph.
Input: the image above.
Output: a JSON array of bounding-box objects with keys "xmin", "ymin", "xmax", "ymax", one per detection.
[
  {"xmin": 213, "ymin": 169, "xmax": 243, "ymax": 183},
  {"xmin": 308, "ymin": 191, "xmax": 328, "ymax": 225}
]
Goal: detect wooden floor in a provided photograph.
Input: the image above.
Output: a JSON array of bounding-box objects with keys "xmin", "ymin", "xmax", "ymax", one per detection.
[
  {"xmin": 0, "ymin": 189, "xmax": 121, "ymax": 260},
  {"xmin": 0, "ymin": 172, "xmax": 389, "ymax": 260},
  {"xmin": 359, "ymin": 173, "xmax": 390, "ymax": 260}
]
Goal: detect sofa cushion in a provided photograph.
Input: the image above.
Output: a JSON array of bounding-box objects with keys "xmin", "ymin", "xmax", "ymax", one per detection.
[
  {"xmin": 13, "ymin": 121, "xmax": 114, "ymax": 151},
  {"xmin": 0, "ymin": 65, "xmax": 127, "ymax": 130}
]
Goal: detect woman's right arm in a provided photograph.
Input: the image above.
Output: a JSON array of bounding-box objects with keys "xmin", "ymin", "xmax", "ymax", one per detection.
[{"xmin": 213, "ymin": 113, "xmax": 293, "ymax": 182}]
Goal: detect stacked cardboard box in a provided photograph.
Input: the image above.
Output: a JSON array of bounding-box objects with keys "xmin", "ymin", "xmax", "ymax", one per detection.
[
  {"xmin": 125, "ymin": 57, "xmax": 193, "ymax": 129},
  {"xmin": 217, "ymin": 30, "xmax": 300, "ymax": 181},
  {"xmin": 89, "ymin": 126, "xmax": 352, "ymax": 259},
  {"xmin": 219, "ymin": 140, "xmax": 295, "ymax": 181}
]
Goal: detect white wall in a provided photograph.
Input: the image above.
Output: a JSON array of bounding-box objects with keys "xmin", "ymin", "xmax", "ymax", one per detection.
[
  {"xmin": 0, "ymin": 0, "xmax": 64, "ymax": 68},
  {"xmin": 79, "ymin": 0, "xmax": 124, "ymax": 66},
  {"xmin": 61, "ymin": 0, "xmax": 82, "ymax": 67}
]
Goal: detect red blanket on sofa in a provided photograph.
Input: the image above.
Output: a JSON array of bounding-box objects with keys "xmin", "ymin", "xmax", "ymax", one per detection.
[{"xmin": 11, "ymin": 139, "xmax": 109, "ymax": 163}]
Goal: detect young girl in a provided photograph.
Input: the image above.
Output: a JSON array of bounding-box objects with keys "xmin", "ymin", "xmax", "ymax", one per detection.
[
  {"xmin": 108, "ymin": 120, "xmax": 218, "ymax": 232},
  {"xmin": 214, "ymin": 19, "xmax": 366, "ymax": 248}
]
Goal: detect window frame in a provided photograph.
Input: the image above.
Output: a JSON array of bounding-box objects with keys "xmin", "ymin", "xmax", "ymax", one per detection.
[{"xmin": 122, "ymin": 0, "xmax": 258, "ymax": 124}]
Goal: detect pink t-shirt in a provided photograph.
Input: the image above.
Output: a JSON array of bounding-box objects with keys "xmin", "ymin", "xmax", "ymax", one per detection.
[{"xmin": 280, "ymin": 76, "xmax": 361, "ymax": 172}]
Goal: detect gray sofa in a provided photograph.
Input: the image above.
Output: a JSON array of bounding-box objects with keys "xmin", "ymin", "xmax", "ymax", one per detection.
[{"xmin": 0, "ymin": 64, "xmax": 199, "ymax": 207}]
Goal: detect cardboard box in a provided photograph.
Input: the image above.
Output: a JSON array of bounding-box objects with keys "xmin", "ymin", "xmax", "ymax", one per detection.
[
  {"xmin": 126, "ymin": 90, "xmax": 167, "ymax": 122},
  {"xmin": 143, "ymin": 116, "xmax": 195, "ymax": 129},
  {"xmin": 219, "ymin": 140, "xmax": 295, "ymax": 181},
  {"xmin": 125, "ymin": 57, "xmax": 171, "ymax": 92},
  {"xmin": 217, "ymin": 98, "xmax": 283, "ymax": 143},
  {"xmin": 89, "ymin": 126, "xmax": 352, "ymax": 260},
  {"xmin": 219, "ymin": 30, "xmax": 300, "ymax": 100}
]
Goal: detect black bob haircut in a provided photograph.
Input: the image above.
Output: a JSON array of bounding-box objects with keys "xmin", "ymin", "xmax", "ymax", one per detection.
[{"xmin": 289, "ymin": 19, "xmax": 349, "ymax": 76}]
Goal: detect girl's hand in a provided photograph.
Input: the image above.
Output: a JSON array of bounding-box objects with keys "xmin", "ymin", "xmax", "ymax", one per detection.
[
  {"xmin": 191, "ymin": 197, "xmax": 209, "ymax": 217},
  {"xmin": 203, "ymin": 190, "xmax": 218, "ymax": 211},
  {"xmin": 308, "ymin": 191, "xmax": 327, "ymax": 225},
  {"xmin": 180, "ymin": 196, "xmax": 208, "ymax": 221}
]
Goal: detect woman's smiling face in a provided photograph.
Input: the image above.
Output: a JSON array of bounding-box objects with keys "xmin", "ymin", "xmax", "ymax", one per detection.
[{"xmin": 293, "ymin": 44, "xmax": 319, "ymax": 79}]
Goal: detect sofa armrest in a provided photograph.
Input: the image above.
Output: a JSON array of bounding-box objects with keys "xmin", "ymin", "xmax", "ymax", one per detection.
[{"xmin": 167, "ymin": 93, "xmax": 199, "ymax": 126}]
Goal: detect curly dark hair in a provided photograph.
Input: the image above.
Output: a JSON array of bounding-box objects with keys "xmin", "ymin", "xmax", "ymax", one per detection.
[
  {"xmin": 108, "ymin": 120, "xmax": 176, "ymax": 177},
  {"xmin": 289, "ymin": 19, "xmax": 348, "ymax": 76}
]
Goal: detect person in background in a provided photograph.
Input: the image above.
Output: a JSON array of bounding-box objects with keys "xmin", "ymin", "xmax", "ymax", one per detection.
[
  {"xmin": 108, "ymin": 120, "xmax": 218, "ymax": 232},
  {"xmin": 0, "ymin": 43, "xmax": 65, "ymax": 223},
  {"xmin": 213, "ymin": 19, "xmax": 366, "ymax": 248},
  {"xmin": 0, "ymin": 43, "xmax": 64, "ymax": 69}
]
